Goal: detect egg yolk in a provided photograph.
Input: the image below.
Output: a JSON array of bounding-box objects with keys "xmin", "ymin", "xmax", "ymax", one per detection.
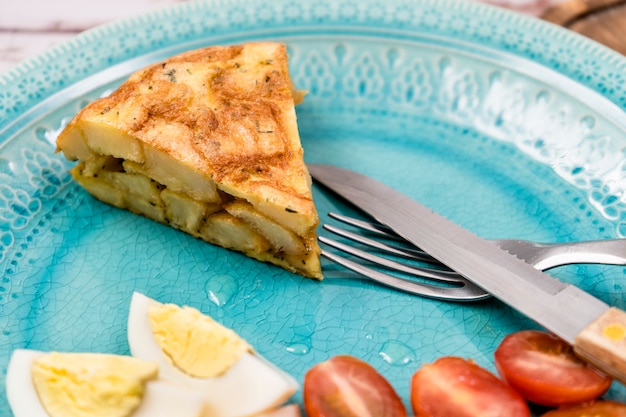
[
  {"xmin": 31, "ymin": 352, "xmax": 158, "ymax": 417},
  {"xmin": 147, "ymin": 302, "xmax": 252, "ymax": 378}
]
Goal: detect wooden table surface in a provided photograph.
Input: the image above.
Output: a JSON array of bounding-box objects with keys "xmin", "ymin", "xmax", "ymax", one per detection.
[{"xmin": 0, "ymin": 0, "xmax": 577, "ymax": 76}]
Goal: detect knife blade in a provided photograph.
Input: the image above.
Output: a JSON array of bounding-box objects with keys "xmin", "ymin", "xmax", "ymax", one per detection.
[{"xmin": 308, "ymin": 163, "xmax": 626, "ymax": 384}]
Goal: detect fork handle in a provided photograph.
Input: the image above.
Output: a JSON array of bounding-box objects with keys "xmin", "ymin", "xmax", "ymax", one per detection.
[
  {"xmin": 531, "ymin": 239, "xmax": 626, "ymax": 270},
  {"xmin": 574, "ymin": 307, "xmax": 626, "ymax": 384}
]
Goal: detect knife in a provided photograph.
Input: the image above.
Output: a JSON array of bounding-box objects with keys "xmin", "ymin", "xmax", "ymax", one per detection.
[{"xmin": 308, "ymin": 163, "xmax": 626, "ymax": 384}]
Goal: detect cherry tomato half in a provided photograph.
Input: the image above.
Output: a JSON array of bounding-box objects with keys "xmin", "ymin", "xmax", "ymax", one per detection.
[
  {"xmin": 540, "ymin": 400, "xmax": 626, "ymax": 417},
  {"xmin": 494, "ymin": 330, "xmax": 612, "ymax": 406},
  {"xmin": 410, "ymin": 356, "xmax": 530, "ymax": 417},
  {"xmin": 303, "ymin": 355, "xmax": 407, "ymax": 417}
]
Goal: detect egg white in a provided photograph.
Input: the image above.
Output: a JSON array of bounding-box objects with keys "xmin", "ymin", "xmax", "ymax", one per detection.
[
  {"xmin": 127, "ymin": 292, "xmax": 299, "ymax": 417},
  {"xmin": 6, "ymin": 349, "xmax": 208, "ymax": 417},
  {"xmin": 256, "ymin": 404, "xmax": 302, "ymax": 417}
]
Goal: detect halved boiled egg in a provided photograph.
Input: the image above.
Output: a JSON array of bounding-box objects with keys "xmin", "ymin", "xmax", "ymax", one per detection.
[
  {"xmin": 127, "ymin": 292, "xmax": 299, "ymax": 417},
  {"xmin": 6, "ymin": 349, "xmax": 208, "ymax": 417}
]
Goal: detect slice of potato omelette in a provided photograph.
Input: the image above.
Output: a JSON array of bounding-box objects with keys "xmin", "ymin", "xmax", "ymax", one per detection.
[{"xmin": 56, "ymin": 42, "xmax": 322, "ymax": 279}]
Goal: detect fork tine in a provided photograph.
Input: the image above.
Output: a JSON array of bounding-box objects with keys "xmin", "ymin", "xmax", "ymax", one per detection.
[
  {"xmin": 323, "ymin": 224, "xmax": 440, "ymax": 264},
  {"xmin": 328, "ymin": 212, "xmax": 398, "ymax": 238},
  {"xmin": 320, "ymin": 248, "xmax": 490, "ymax": 301},
  {"xmin": 320, "ymin": 217, "xmax": 491, "ymax": 301},
  {"xmin": 319, "ymin": 235, "xmax": 463, "ymax": 284}
]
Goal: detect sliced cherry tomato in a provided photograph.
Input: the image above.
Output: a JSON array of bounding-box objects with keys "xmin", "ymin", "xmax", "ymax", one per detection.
[
  {"xmin": 303, "ymin": 355, "xmax": 407, "ymax": 417},
  {"xmin": 410, "ymin": 356, "xmax": 530, "ymax": 417},
  {"xmin": 494, "ymin": 330, "xmax": 612, "ymax": 406},
  {"xmin": 540, "ymin": 400, "xmax": 626, "ymax": 416}
]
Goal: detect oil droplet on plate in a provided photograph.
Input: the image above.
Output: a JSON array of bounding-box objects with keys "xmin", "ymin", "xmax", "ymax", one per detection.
[
  {"xmin": 379, "ymin": 340, "xmax": 416, "ymax": 367},
  {"xmin": 205, "ymin": 274, "xmax": 239, "ymax": 307},
  {"xmin": 285, "ymin": 343, "xmax": 310, "ymax": 356}
]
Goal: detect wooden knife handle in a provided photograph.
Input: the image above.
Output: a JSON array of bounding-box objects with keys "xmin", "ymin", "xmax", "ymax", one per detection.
[{"xmin": 574, "ymin": 307, "xmax": 626, "ymax": 383}]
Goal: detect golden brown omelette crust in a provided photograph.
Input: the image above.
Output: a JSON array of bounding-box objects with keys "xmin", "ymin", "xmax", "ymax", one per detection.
[{"xmin": 74, "ymin": 44, "xmax": 313, "ymax": 220}]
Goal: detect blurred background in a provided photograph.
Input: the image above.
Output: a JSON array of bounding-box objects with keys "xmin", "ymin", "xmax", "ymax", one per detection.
[{"xmin": 1, "ymin": 0, "xmax": 624, "ymax": 75}]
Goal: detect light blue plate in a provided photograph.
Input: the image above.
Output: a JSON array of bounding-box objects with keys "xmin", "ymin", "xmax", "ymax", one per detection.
[{"xmin": 1, "ymin": 0, "xmax": 625, "ymax": 414}]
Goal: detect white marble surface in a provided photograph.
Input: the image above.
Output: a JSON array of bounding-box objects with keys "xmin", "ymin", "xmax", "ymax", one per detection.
[{"xmin": 0, "ymin": 0, "xmax": 565, "ymax": 76}]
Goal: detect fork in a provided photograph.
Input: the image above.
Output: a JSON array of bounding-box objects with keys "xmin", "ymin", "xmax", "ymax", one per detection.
[{"xmin": 319, "ymin": 212, "xmax": 626, "ymax": 301}]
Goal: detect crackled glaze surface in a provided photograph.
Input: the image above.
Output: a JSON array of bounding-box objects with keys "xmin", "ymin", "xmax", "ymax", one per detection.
[{"xmin": 1, "ymin": 0, "xmax": 626, "ymax": 414}]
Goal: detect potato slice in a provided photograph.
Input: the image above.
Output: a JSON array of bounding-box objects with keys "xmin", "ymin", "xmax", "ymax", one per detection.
[
  {"xmin": 72, "ymin": 166, "xmax": 125, "ymax": 208},
  {"xmin": 142, "ymin": 147, "xmax": 220, "ymax": 204},
  {"xmin": 100, "ymin": 171, "xmax": 162, "ymax": 206},
  {"xmin": 224, "ymin": 201, "xmax": 304, "ymax": 255},
  {"xmin": 199, "ymin": 212, "xmax": 270, "ymax": 254},
  {"xmin": 79, "ymin": 121, "xmax": 144, "ymax": 163},
  {"xmin": 161, "ymin": 189, "xmax": 220, "ymax": 232}
]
